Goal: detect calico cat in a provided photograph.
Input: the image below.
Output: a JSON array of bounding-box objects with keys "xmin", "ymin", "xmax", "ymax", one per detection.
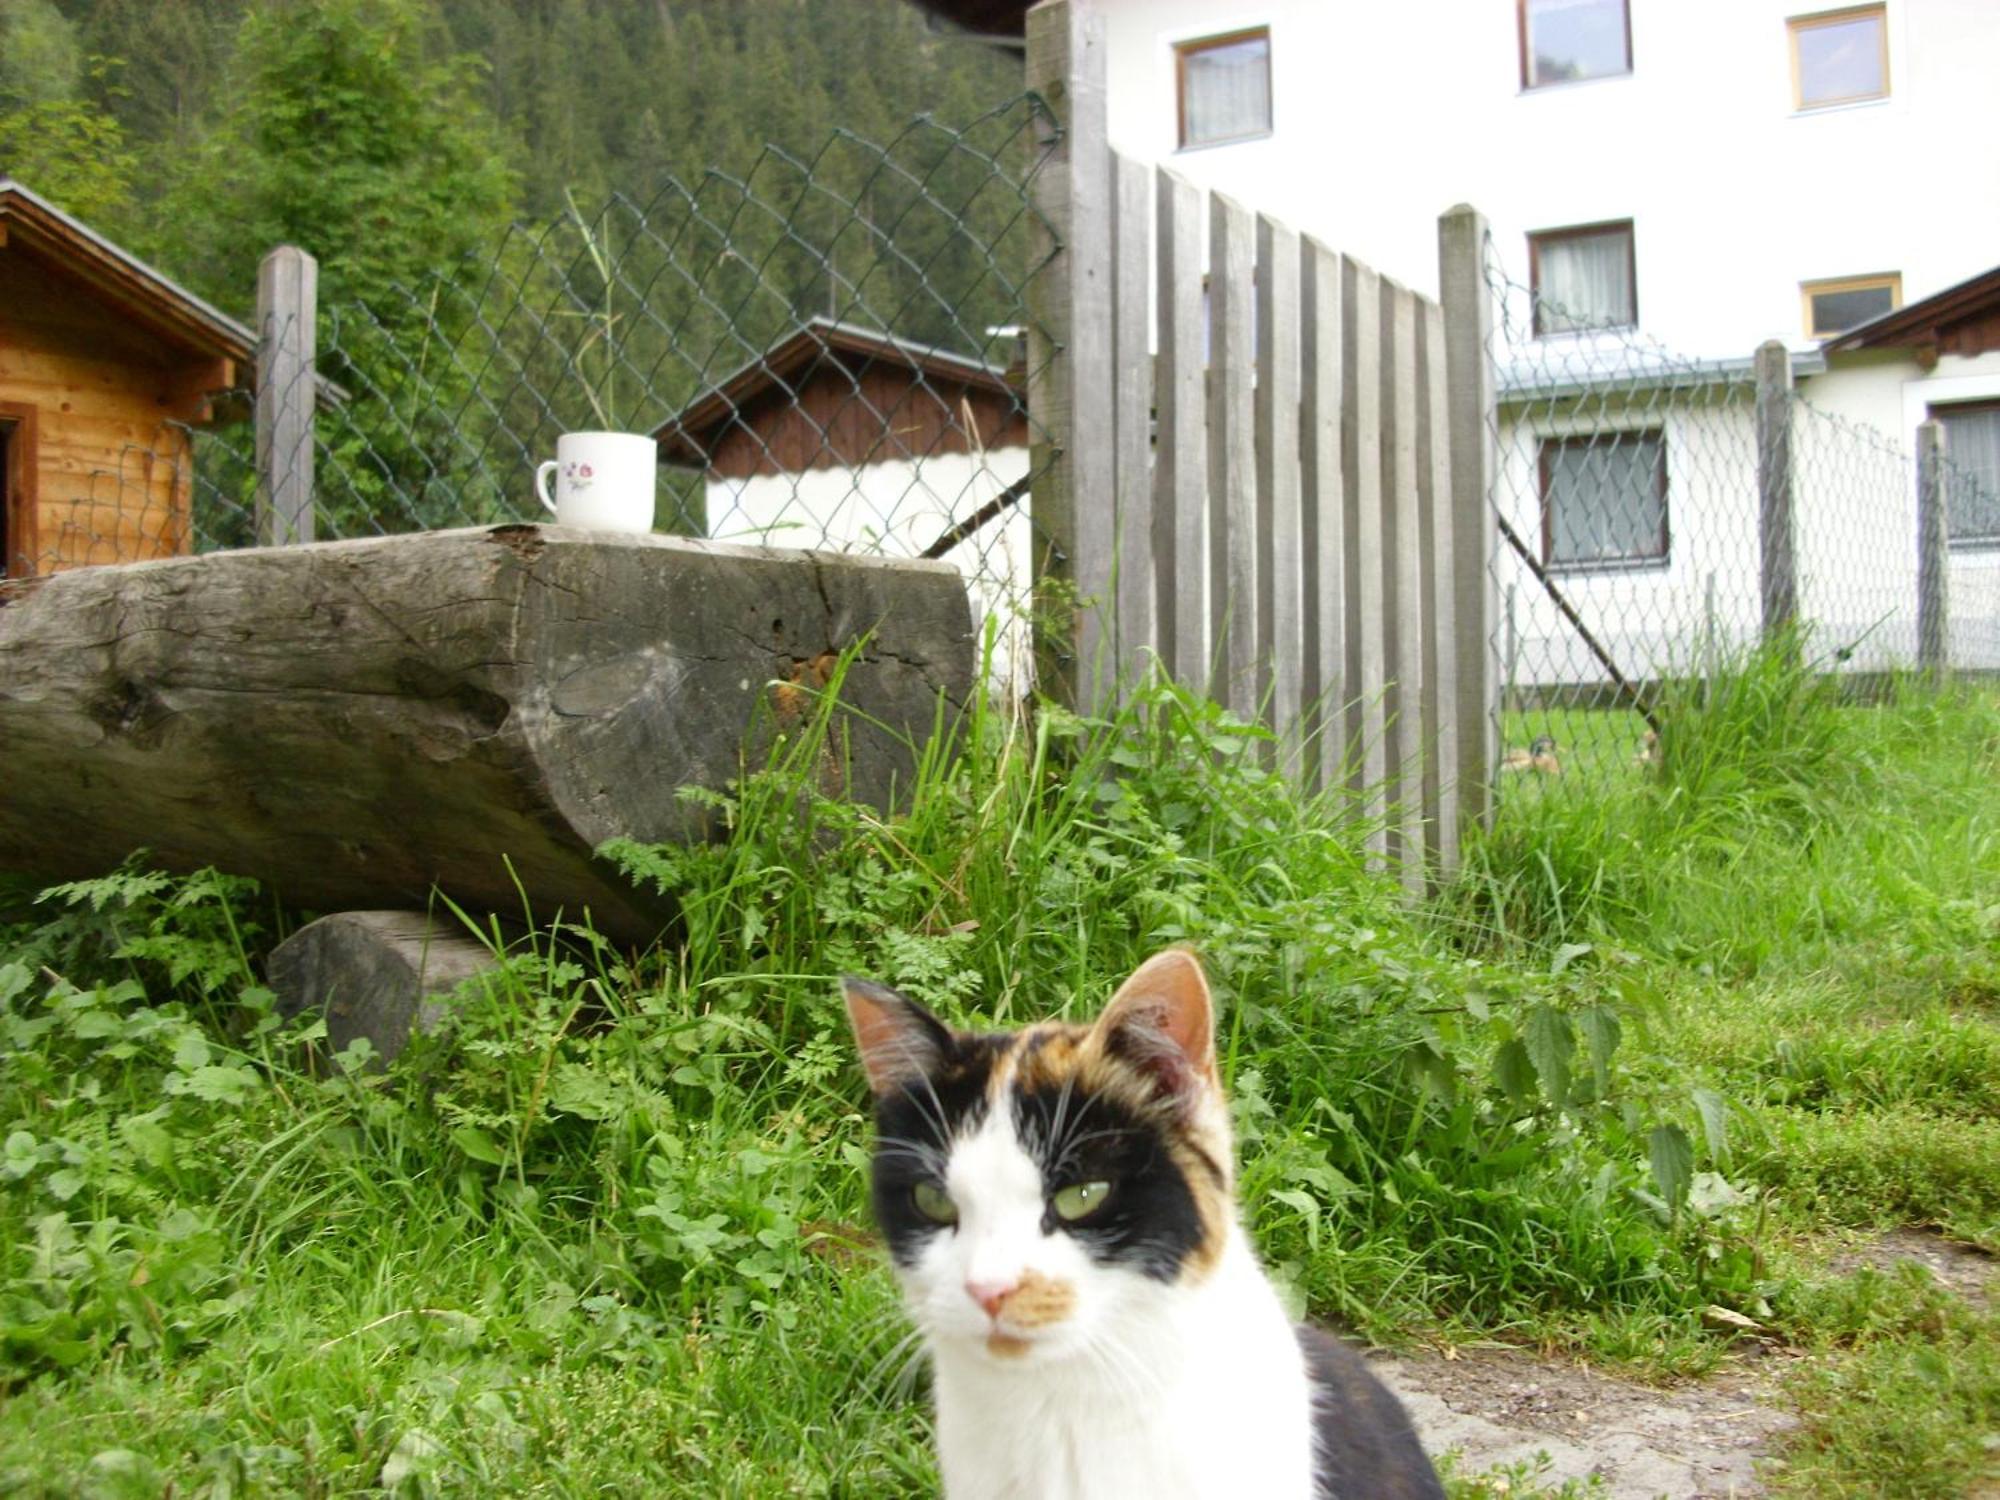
[{"xmin": 843, "ymin": 948, "xmax": 1445, "ymax": 1500}]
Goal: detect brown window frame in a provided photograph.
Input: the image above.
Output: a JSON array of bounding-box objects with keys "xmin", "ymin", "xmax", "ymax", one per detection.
[
  {"xmin": 1174, "ymin": 26, "xmax": 1273, "ymax": 151},
  {"xmin": 1931, "ymin": 399, "xmax": 2000, "ymax": 549},
  {"xmin": 1800, "ymin": 272, "xmax": 1901, "ymax": 339},
  {"xmin": 0, "ymin": 401, "xmax": 37, "ymax": 580},
  {"xmin": 1539, "ymin": 429, "xmax": 1670, "ymax": 571},
  {"xmin": 1517, "ymin": 0, "xmax": 1634, "ymax": 91},
  {"xmin": 1788, "ymin": 4, "xmax": 1889, "ymax": 112},
  {"xmin": 1528, "ymin": 219, "xmax": 1638, "ymax": 336}
]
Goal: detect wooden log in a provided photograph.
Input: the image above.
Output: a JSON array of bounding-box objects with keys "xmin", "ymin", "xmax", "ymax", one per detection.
[
  {"xmin": 0, "ymin": 524, "xmax": 975, "ymax": 944},
  {"xmin": 269, "ymin": 910, "xmax": 501, "ymax": 1064}
]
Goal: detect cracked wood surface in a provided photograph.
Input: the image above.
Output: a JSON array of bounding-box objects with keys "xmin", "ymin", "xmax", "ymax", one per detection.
[{"xmin": 0, "ymin": 524, "xmax": 974, "ymax": 943}]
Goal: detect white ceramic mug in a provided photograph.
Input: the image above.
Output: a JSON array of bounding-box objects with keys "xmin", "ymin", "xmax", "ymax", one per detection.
[{"xmin": 534, "ymin": 431, "xmax": 658, "ymax": 532}]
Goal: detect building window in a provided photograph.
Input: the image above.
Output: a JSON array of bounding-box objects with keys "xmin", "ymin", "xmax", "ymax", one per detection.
[
  {"xmin": 1935, "ymin": 402, "xmax": 2000, "ymax": 547},
  {"xmin": 1519, "ymin": 0, "xmax": 1632, "ymax": 90},
  {"xmin": 1176, "ymin": 28, "xmax": 1272, "ymax": 149},
  {"xmin": 1802, "ymin": 273, "xmax": 1900, "ymax": 338},
  {"xmin": 1540, "ymin": 431, "xmax": 1668, "ymax": 569},
  {"xmin": 1529, "ymin": 221, "xmax": 1636, "ymax": 335},
  {"xmin": 1790, "ymin": 5, "xmax": 1888, "ymax": 110}
]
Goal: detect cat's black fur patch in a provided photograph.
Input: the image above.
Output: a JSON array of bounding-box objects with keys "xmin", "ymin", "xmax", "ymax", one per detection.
[
  {"xmin": 869, "ymin": 1032, "xmax": 1005, "ymax": 1268},
  {"xmin": 1012, "ymin": 1082, "xmax": 1205, "ymax": 1282},
  {"xmin": 1296, "ymin": 1323, "xmax": 1447, "ymax": 1500}
]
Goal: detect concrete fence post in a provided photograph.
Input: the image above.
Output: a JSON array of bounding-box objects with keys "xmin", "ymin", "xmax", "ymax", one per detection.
[
  {"xmin": 1024, "ymin": 0, "xmax": 1112, "ymax": 709},
  {"xmin": 1754, "ymin": 340, "xmax": 1796, "ymax": 647},
  {"xmin": 256, "ymin": 245, "xmax": 318, "ymax": 547},
  {"xmin": 1437, "ymin": 205, "xmax": 1500, "ymax": 835},
  {"xmin": 1916, "ymin": 419, "xmax": 1950, "ymax": 680}
]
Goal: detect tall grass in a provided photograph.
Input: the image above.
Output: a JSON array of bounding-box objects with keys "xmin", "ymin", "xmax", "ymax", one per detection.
[{"xmin": 1, "ymin": 654, "xmax": 1994, "ymax": 1493}]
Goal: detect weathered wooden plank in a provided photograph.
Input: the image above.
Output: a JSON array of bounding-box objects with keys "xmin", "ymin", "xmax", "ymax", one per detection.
[
  {"xmin": 1383, "ymin": 278, "xmax": 1426, "ymax": 894},
  {"xmin": 1437, "ymin": 204, "xmax": 1499, "ymax": 838},
  {"xmin": 1112, "ymin": 148, "xmax": 1156, "ymax": 685},
  {"xmin": 1343, "ymin": 257, "xmax": 1388, "ymax": 862},
  {"xmin": 1255, "ymin": 212, "xmax": 1303, "ymax": 769},
  {"xmin": 0, "ymin": 527, "xmax": 976, "ymax": 946},
  {"xmin": 1025, "ymin": 0, "xmax": 1112, "ymax": 708},
  {"xmin": 1418, "ymin": 297, "xmax": 1460, "ymax": 877},
  {"xmin": 1155, "ymin": 170, "xmax": 1207, "ymax": 687},
  {"xmin": 1209, "ymin": 192, "xmax": 1257, "ymax": 721},
  {"xmin": 1300, "ymin": 237, "xmax": 1346, "ymax": 793},
  {"xmin": 255, "ymin": 245, "xmax": 317, "ymax": 547}
]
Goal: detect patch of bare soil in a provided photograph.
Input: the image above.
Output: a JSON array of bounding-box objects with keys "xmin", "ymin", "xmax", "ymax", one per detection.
[
  {"xmin": 1372, "ymin": 1229, "xmax": 1996, "ymax": 1498},
  {"xmin": 1824, "ymin": 1225, "xmax": 1995, "ymax": 1309},
  {"xmin": 1374, "ymin": 1344, "xmax": 1793, "ymax": 1499}
]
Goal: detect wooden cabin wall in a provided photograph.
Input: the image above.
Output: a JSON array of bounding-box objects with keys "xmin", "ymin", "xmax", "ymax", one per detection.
[{"xmin": 0, "ymin": 251, "xmax": 212, "ymax": 574}]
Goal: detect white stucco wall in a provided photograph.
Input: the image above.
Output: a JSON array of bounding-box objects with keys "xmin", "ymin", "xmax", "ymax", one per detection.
[
  {"xmin": 1096, "ymin": 0, "xmax": 2000, "ymax": 364},
  {"xmin": 705, "ymin": 447, "xmax": 1036, "ymax": 695}
]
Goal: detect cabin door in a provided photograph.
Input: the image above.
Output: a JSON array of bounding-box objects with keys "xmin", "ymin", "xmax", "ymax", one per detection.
[{"xmin": 0, "ymin": 403, "xmax": 35, "ymax": 577}]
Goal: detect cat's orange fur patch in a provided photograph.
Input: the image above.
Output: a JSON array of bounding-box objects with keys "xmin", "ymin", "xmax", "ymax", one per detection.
[{"xmin": 998, "ymin": 1267, "xmax": 1077, "ymax": 1329}]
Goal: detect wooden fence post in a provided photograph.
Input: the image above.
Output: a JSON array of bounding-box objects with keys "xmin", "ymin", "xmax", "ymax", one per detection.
[
  {"xmin": 1754, "ymin": 339, "xmax": 1797, "ymax": 646},
  {"xmin": 1437, "ymin": 205, "xmax": 1499, "ymax": 839},
  {"xmin": 1025, "ymin": 0, "xmax": 1113, "ymax": 710},
  {"xmin": 255, "ymin": 245, "xmax": 317, "ymax": 547},
  {"xmin": 1916, "ymin": 420, "xmax": 1950, "ymax": 679}
]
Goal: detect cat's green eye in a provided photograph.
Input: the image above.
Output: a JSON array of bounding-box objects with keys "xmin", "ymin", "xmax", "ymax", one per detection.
[
  {"xmin": 1052, "ymin": 1180, "xmax": 1112, "ymax": 1222},
  {"xmin": 911, "ymin": 1181, "xmax": 958, "ymax": 1226}
]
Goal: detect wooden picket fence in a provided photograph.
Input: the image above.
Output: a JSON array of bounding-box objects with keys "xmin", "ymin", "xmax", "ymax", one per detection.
[{"xmin": 1023, "ymin": 1, "xmax": 1499, "ymax": 889}]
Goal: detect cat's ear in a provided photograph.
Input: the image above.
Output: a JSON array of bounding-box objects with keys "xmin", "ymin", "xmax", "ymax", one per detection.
[
  {"xmin": 842, "ymin": 976, "xmax": 954, "ymax": 1096},
  {"xmin": 1092, "ymin": 948, "xmax": 1218, "ymax": 1103}
]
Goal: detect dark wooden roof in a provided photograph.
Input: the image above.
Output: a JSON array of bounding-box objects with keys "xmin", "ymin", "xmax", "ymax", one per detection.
[
  {"xmin": 1823, "ymin": 263, "xmax": 2000, "ymax": 364},
  {"xmin": 0, "ymin": 179, "xmax": 255, "ymax": 366},
  {"xmin": 905, "ymin": 0, "xmax": 1030, "ymax": 38},
  {"xmin": 654, "ymin": 318, "xmax": 1027, "ymax": 479}
]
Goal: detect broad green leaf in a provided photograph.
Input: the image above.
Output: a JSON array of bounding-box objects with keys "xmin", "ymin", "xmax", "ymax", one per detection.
[
  {"xmin": 1578, "ymin": 1005, "xmax": 1622, "ymax": 1096},
  {"xmin": 1524, "ymin": 1004, "xmax": 1575, "ymax": 1108},
  {"xmin": 1649, "ymin": 1123, "xmax": 1695, "ymax": 1218},
  {"xmin": 1492, "ymin": 1039, "xmax": 1538, "ymax": 1104},
  {"xmin": 451, "ymin": 1126, "xmax": 507, "ymax": 1166},
  {"xmin": 1550, "ymin": 942, "xmax": 1594, "ymax": 977},
  {"xmin": 1691, "ymin": 1087, "xmax": 1731, "ymax": 1168}
]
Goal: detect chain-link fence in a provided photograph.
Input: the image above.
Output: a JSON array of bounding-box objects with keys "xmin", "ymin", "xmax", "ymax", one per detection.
[
  {"xmin": 1483, "ymin": 234, "xmax": 2000, "ymax": 791},
  {"xmin": 25, "ymin": 98, "xmax": 1054, "ymax": 696}
]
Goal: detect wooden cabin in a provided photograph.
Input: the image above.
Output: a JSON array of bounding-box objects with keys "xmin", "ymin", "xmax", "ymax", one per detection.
[{"xmin": 0, "ymin": 179, "xmax": 253, "ymax": 577}]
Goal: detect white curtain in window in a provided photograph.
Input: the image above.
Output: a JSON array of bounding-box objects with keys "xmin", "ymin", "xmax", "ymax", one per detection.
[
  {"xmin": 1941, "ymin": 408, "xmax": 2000, "ymax": 541},
  {"xmin": 1547, "ymin": 434, "xmax": 1663, "ymax": 564},
  {"xmin": 1539, "ymin": 231, "xmax": 1633, "ymax": 333},
  {"xmin": 1185, "ymin": 38, "xmax": 1270, "ymax": 145}
]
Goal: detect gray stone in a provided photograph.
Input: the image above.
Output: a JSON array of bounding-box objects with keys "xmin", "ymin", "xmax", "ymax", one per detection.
[{"xmin": 268, "ymin": 910, "xmax": 501, "ymax": 1064}]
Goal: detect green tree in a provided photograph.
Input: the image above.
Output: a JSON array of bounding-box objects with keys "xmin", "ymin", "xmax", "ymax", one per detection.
[
  {"xmin": 155, "ymin": 0, "xmax": 516, "ymax": 318},
  {"xmin": 0, "ymin": 0, "xmax": 136, "ymax": 222}
]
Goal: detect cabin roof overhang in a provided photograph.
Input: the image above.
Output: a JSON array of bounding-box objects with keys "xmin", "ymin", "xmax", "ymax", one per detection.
[
  {"xmin": 1822, "ymin": 263, "xmax": 2000, "ymax": 368},
  {"xmin": 904, "ymin": 0, "xmax": 1030, "ymax": 40},
  {"xmin": 654, "ymin": 316, "xmax": 1023, "ymax": 466},
  {"xmin": 0, "ymin": 179, "xmax": 257, "ymax": 368}
]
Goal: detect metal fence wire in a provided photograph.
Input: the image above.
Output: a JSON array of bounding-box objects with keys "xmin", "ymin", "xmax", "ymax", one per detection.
[
  {"xmin": 34, "ymin": 98, "xmax": 1056, "ymax": 697},
  {"xmin": 1482, "ymin": 234, "xmax": 2000, "ymax": 792}
]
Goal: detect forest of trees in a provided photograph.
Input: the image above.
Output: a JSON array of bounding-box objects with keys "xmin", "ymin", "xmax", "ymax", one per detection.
[{"xmin": 0, "ymin": 0, "xmax": 1034, "ymax": 537}]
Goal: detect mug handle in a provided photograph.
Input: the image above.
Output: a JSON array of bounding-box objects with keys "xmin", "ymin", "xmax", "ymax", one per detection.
[{"xmin": 535, "ymin": 460, "xmax": 559, "ymax": 517}]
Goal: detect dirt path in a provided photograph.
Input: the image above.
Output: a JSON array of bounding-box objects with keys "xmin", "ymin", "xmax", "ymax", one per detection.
[
  {"xmin": 1378, "ymin": 1344, "xmax": 1791, "ymax": 1498},
  {"xmin": 1372, "ymin": 1229, "xmax": 1995, "ymax": 1499}
]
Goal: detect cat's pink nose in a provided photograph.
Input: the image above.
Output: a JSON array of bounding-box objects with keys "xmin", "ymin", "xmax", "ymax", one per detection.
[{"xmin": 964, "ymin": 1277, "xmax": 1018, "ymax": 1318}]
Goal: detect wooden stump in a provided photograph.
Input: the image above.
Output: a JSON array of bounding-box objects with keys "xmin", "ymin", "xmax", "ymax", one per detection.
[
  {"xmin": 0, "ymin": 525, "xmax": 974, "ymax": 942},
  {"xmin": 268, "ymin": 910, "xmax": 501, "ymax": 1064}
]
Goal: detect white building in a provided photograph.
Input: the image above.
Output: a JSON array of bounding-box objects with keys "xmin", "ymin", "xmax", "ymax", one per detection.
[
  {"xmin": 924, "ymin": 0, "xmax": 2000, "ymax": 682},
  {"xmin": 654, "ymin": 318, "xmax": 1035, "ymax": 695}
]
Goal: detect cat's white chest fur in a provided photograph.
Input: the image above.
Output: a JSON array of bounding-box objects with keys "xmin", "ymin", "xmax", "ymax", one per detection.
[{"xmin": 924, "ymin": 1226, "xmax": 1315, "ymax": 1500}]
